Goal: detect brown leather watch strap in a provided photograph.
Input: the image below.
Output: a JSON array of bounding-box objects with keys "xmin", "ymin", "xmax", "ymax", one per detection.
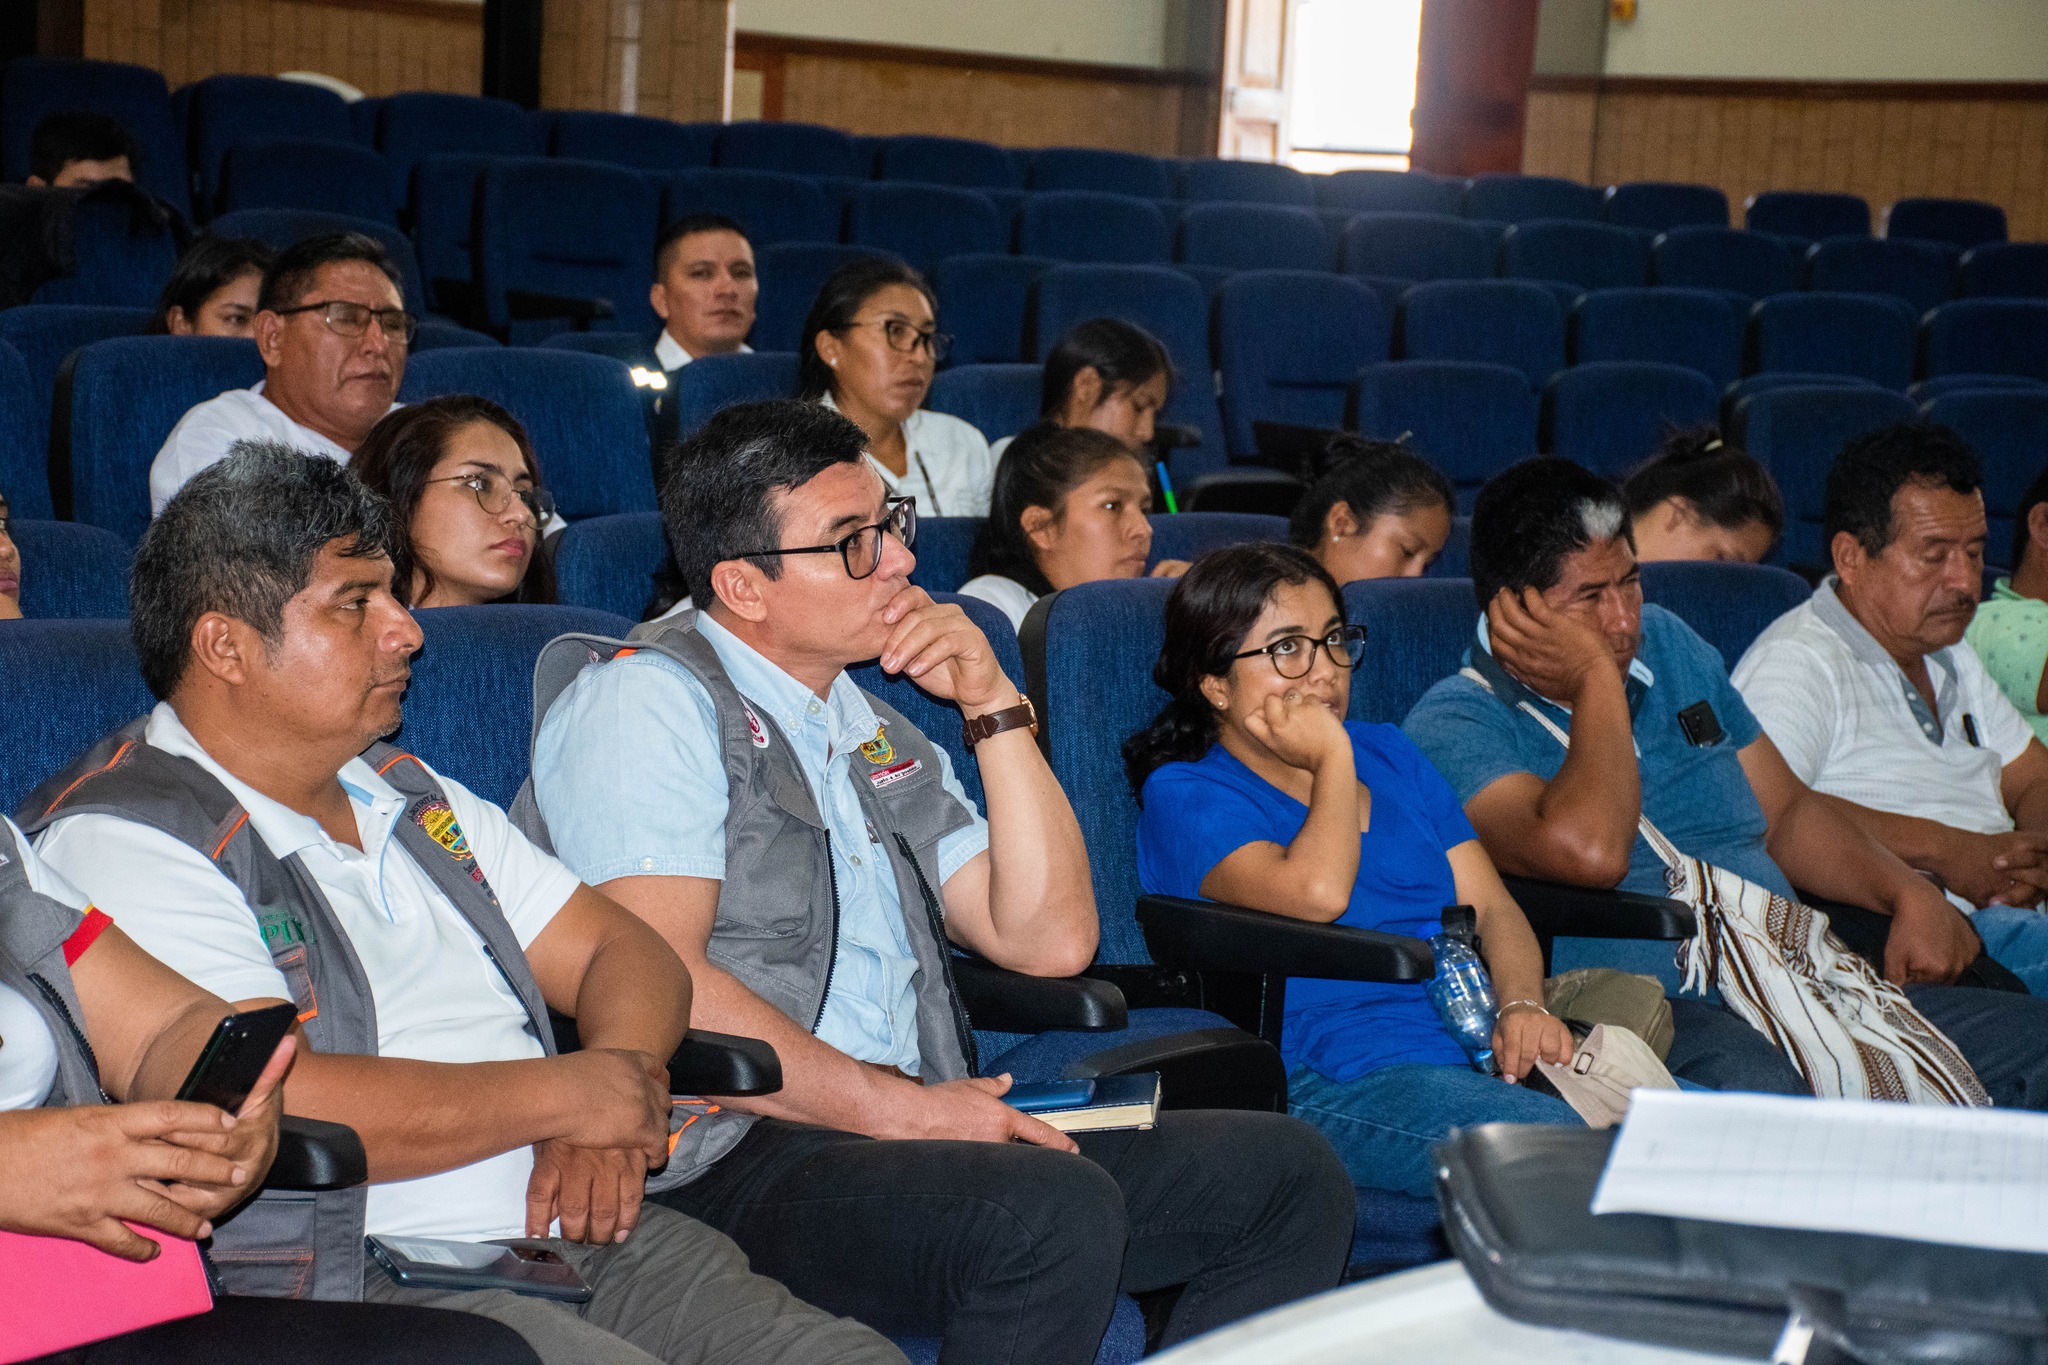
[{"xmin": 963, "ymin": 699, "xmax": 1038, "ymax": 750}]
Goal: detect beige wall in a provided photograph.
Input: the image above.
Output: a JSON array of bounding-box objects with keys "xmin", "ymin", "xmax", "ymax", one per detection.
[
  {"xmin": 541, "ymin": 0, "xmax": 730, "ymax": 122},
  {"xmin": 1604, "ymin": 0, "xmax": 2048, "ymax": 82},
  {"xmin": 734, "ymin": 0, "xmax": 1181, "ymax": 69},
  {"xmin": 83, "ymin": 0, "xmax": 484, "ymax": 96}
]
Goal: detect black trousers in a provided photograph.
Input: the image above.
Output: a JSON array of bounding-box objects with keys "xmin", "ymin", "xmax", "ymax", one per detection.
[
  {"xmin": 654, "ymin": 1109, "xmax": 1355, "ymax": 1365},
  {"xmin": 38, "ymin": 1296, "xmax": 542, "ymax": 1364}
]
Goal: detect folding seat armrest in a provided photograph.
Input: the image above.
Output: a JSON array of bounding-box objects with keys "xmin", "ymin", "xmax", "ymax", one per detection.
[
  {"xmin": 505, "ymin": 289, "xmax": 617, "ymax": 326},
  {"xmin": 952, "ymin": 955, "xmax": 1128, "ymax": 1033},
  {"xmin": 668, "ymin": 1030, "xmax": 782, "ymax": 1097},
  {"xmin": 267, "ymin": 1115, "xmax": 367, "ymax": 1191},
  {"xmin": 1500, "ymin": 876, "xmax": 1695, "ymax": 941},
  {"xmin": 1136, "ymin": 894, "xmax": 1434, "ymax": 982}
]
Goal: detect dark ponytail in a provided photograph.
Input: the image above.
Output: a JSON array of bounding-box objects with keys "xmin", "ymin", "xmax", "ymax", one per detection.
[
  {"xmin": 1621, "ymin": 426, "xmax": 1784, "ymax": 539},
  {"xmin": 1123, "ymin": 543, "xmax": 1345, "ymax": 799},
  {"xmin": 1287, "ymin": 433, "xmax": 1452, "ymax": 548},
  {"xmin": 969, "ymin": 422, "xmax": 1142, "ymax": 593},
  {"xmin": 1041, "ymin": 317, "xmax": 1172, "ymax": 418}
]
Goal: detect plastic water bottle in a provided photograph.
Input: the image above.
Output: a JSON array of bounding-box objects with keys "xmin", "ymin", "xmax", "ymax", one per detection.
[{"xmin": 1425, "ymin": 931, "xmax": 1499, "ymax": 1074}]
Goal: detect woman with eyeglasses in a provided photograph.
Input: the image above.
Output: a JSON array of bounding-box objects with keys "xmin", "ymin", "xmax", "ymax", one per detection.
[
  {"xmin": 798, "ymin": 256, "xmax": 993, "ymax": 518},
  {"xmin": 1125, "ymin": 543, "xmax": 1580, "ymax": 1198},
  {"xmin": 349, "ymin": 395, "xmax": 557, "ymax": 608}
]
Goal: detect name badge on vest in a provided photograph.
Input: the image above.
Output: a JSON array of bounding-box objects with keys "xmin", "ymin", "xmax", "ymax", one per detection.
[{"xmin": 860, "ymin": 722, "xmax": 921, "ymax": 788}]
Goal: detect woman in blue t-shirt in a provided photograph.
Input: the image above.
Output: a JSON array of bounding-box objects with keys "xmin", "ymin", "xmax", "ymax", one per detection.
[{"xmin": 1125, "ymin": 544, "xmax": 1581, "ymax": 1195}]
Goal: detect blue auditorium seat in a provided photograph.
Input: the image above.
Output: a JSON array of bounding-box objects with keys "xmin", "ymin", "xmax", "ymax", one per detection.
[
  {"xmin": 414, "ymin": 322, "xmax": 500, "ymax": 351},
  {"xmin": 1959, "ymin": 243, "xmax": 2048, "ymax": 300},
  {"xmin": 844, "ymin": 183, "xmax": 1006, "ymax": 270},
  {"xmin": 406, "ymin": 152, "xmax": 493, "ymax": 312},
  {"xmin": 1602, "ymin": 181, "xmax": 1728, "ymax": 232},
  {"xmin": 1350, "ymin": 360, "xmax": 1539, "ymax": 504},
  {"xmin": 1339, "ymin": 212, "xmax": 1497, "ymax": 284},
  {"xmin": 900, "ymin": 516, "xmax": 980, "ymax": 597},
  {"xmin": 1650, "ymin": 226, "xmax": 1799, "ymax": 299},
  {"xmin": 0, "ymin": 619, "xmax": 156, "ymax": 812},
  {"xmin": 1920, "ymin": 389, "xmax": 2048, "ymax": 564},
  {"xmin": 1147, "ymin": 512, "xmax": 1287, "ymax": 565},
  {"xmin": 399, "ymin": 605, "xmax": 635, "ymax": 809},
  {"xmin": 1728, "ymin": 385, "xmax": 1917, "ymax": 567},
  {"xmin": 473, "ymin": 157, "xmax": 660, "ymax": 340},
  {"xmin": 1343, "ymin": 576, "xmax": 1476, "ymax": 723},
  {"xmin": 1745, "ymin": 191, "xmax": 1871, "ymax": 243},
  {"xmin": 927, "ymin": 364, "xmax": 1041, "ymax": 445},
  {"xmin": 1397, "ymin": 280, "xmax": 1564, "ymax": 388},
  {"xmin": 875, "ymin": 134, "xmax": 1021, "ymax": 189},
  {"xmin": 1177, "ymin": 204, "xmax": 1329, "ymax": 272},
  {"xmin": 1179, "ymin": 159, "xmax": 1314, "ymax": 207},
  {"xmin": 1315, "ymin": 170, "xmax": 1459, "ymax": 217},
  {"xmin": 401, "ymin": 349, "xmax": 655, "ymax": 519},
  {"xmin": 1750, "ymin": 292, "xmax": 1917, "ymax": 390},
  {"xmin": 752, "ymin": 244, "xmax": 899, "ymax": 353},
  {"xmin": 2, "ymin": 57, "xmax": 188, "ymax": 206},
  {"xmin": 1016, "ymin": 192, "xmax": 1172, "ymax": 265},
  {"xmin": 1428, "ymin": 515, "xmax": 1473, "ymax": 579},
  {"xmin": 10, "ymin": 520, "xmax": 130, "ymax": 619},
  {"xmin": 668, "ymin": 352, "xmax": 801, "ymax": 438},
  {"xmin": 1909, "ymin": 374, "xmax": 2048, "ymax": 402},
  {"xmin": 663, "ymin": 168, "xmax": 837, "ymax": 247},
  {"xmin": 539, "ymin": 330, "xmax": 652, "ymax": 367},
  {"xmin": 63, "ymin": 335, "xmax": 261, "ymax": 542},
  {"xmin": 1639, "ymin": 561, "xmax": 1812, "ymax": 670},
  {"xmin": 1027, "ymin": 147, "xmax": 1173, "ymax": 199},
  {"xmin": 1542, "ymin": 362, "xmax": 1718, "ymax": 477},
  {"xmin": 546, "ymin": 110, "xmax": 717, "ymax": 171},
  {"xmin": 714, "ymin": 121, "xmax": 864, "ymax": 179},
  {"xmin": 0, "ymin": 341, "xmax": 49, "ymax": 521},
  {"xmin": 1462, "ymin": 174, "xmax": 1602, "ymax": 224},
  {"xmin": 1921, "ymin": 299, "xmax": 2048, "ymax": 383},
  {"xmin": 1803, "ymin": 237, "xmax": 1959, "ymax": 315},
  {"xmin": 349, "ymin": 95, "xmax": 381, "ymax": 146},
  {"xmin": 1498, "ymin": 220, "xmax": 1651, "ymax": 292},
  {"xmin": 210, "ymin": 208, "xmax": 426, "ymax": 314},
  {"xmin": 30, "ymin": 189, "xmax": 180, "ymax": 308},
  {"xmin": 1029, "ymin": 264, "xmax": 1225, "ymax": 477},
  {"xmin": 373, "ymin": 91, "xmax": 534, "ymax": 212},
  {"xmin": 1569, "ymin": 287, "xmax": 1744, "ymax": 387},
  {"xmin": 932, "ymin": 254, "xmax": 1055, "ymax": 365},
  {"xmin": 0, "ymin": 305, "xmax": 149, "ymax": 490},
  {"xmin": 216, "ymin": 138, "xmax": 397, "ymax": 223},
  {"xmin": 552, "ymin": 512, "xmax": 667, "ymax": 623},
  {"xmin": 183, "ymin": 74, "xmax": 351, "ymax": 213},
  {"xmin": 1214, "ymin": 271, "xmax": 1388, "ymax": 459},
  {"xmin": 1885, "ymin": 197, "xmax": 2006, "ymax": 250}
]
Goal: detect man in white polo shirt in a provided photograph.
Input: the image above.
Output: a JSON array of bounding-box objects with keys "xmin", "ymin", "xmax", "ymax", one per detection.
[
  {"xmin": 1734, "ymin": 422, "xmax": 2048, "ymax": 992},
  {"xmin": 30, "ymin": 443, "xmax": 901, "ymax": 1365},
  {"xmin": 650, "ymin": 213, "xmax": 756, "ymax": 375},
  {"xmin": 148, "ymin": 232, "xmax": 407, "ymax": 517}
]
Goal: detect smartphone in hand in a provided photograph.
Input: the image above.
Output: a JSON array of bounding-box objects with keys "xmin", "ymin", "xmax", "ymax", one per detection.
[{"xmin": 175, "ymin": 1001, "xmax": 298, "ymax": 1111}]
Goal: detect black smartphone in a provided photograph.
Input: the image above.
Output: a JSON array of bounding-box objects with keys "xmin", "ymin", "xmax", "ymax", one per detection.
[
  {"xmin": 367, "ymin": 1236, "xmax": 593, "ymax": 1302},
  {"xmin": 1677, "ymin": 701, "xmax": 1725, "ymax": 748},
  {"xmin": 175, "ymin": 1001, "xmax": 298, "ymax": 1111}
]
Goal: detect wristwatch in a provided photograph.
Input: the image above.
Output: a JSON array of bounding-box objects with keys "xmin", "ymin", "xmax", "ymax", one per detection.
[{"xmin": 962, "ymin": 698, "xmax": 1038, "ymax": 751}]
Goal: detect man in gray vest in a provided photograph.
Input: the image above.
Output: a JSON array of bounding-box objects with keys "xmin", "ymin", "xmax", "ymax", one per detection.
[
  {"xmin": 30, "ymin": 444, "xmax": 904, "ymax": 1365},
  {"xmin": 527, "ymin": 400, "xmax": 1354, "ymax": 1363}
]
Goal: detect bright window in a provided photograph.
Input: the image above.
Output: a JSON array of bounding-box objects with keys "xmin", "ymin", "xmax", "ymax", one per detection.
[{"xmin": 1286, "ymin": 0, "xmax": 1424, "ymax": 172}]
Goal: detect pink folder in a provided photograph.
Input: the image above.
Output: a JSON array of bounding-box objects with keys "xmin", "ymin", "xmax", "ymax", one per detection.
[{"xmin": 0, "ymin": 1226, "xmax": 213, "ymax": 1362}]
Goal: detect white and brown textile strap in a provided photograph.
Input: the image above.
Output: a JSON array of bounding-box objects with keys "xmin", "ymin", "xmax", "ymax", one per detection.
[{"xmin": 1459, "ymin": 667, "xmax": 1989, "ymax": 1107}]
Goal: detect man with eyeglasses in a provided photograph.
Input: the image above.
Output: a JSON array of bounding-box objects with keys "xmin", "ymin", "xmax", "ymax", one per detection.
[
  {"xmin": 151, "ymin": 232, "xmax": 411, "ymax": 517},
  {"xmin": 521, "ymin": 401, "xmax": 1353, "ymax": 1363}
]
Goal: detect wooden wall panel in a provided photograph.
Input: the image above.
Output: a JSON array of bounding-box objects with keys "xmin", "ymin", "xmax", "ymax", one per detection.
[
  {"xmin": 1525, "ymin": 77, "xmax": 2048, "ymax": 240},
  {"xmin": 82, "ymin": 0, "xmax": 483, "ymax": 96}
]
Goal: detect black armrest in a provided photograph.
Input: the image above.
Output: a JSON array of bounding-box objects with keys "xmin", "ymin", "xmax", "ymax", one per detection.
[
  {"xmin": 266, "ymin": 1115, "xmax": 366, "ymax": 1191},
  {"xmin": 505, "ymin": 288, "xmax": 616, "ymax": 325},
  {"xmin": 1501, "ymin": 877, "xmax": 1696, "ymax": 941},
  {"xmin": 1137, "ymin": 894, "xmax": 1435, "ymax": 983},
  {"xmin": 953, "ymin": 955, "xmax": 1127, "ymax": 1033},
  {"xmin": 668, "ymin": 1030, "xmax": 782, "ymax": 1097}
]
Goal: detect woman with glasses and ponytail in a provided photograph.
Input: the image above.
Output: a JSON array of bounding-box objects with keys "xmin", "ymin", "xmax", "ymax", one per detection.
[
  {"xmin": 798, "ymin": 257, "xmax": 993, "ymax": 518},
  {"xmin": 1125, "ymin": 543, "xmax": 1581, "ymax": 1198},
  {"xmin": 350, "ymin": 395, "xmax": 558, "ymax": 608}
]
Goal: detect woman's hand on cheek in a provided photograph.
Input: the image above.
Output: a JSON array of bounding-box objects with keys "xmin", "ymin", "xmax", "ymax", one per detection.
[{"xmin": 1242, "ymin": 690, "xmax": 1351, "ymax": 774}]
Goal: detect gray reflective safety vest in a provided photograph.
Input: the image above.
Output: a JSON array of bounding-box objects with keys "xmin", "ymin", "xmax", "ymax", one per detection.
[
  {"xmin": 510, "ymin": 610, "xmax": 978, "ymax": 1185},
  {"xmin": 18, "ymin": 718, "xmax": 557, "ymax": 1302},
  {"xmin": 0, "ymin": 819, "xmax": 106, "ymax": 1112}
]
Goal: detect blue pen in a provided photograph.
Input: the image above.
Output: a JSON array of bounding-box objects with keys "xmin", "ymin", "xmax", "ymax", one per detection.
[{"xmin": 1155, "ymin": 461, "xmax": 1179, "ymax": 514}]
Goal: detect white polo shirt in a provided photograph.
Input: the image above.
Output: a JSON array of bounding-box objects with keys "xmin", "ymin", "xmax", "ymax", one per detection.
[
  {"xmin": 956, "ymin": 574, "xmax": 1038, "ymax": 631},
  {"xmin": 150, "ymin": 382, "xmax": 402, "ymax": 517},
  {"xmin": 1732, "ymin": 579, "xmax": 2035, "ymax": 845},
  {"xmin": 822, "ymin": 393, "xmax": 995, "ymax": 519},
  {"xmin": 34, "ymin": 704, "xmax": 582, "ymax": 1242},
  {"xmin": 654, "ymin": 332, "xmax": 751, "ymax": 372}
]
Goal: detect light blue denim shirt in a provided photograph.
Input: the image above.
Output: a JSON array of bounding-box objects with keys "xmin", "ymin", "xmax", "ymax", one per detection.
[{"xmin": 531, "ymin": 613, "xmax": 989, "ymax": 1073}]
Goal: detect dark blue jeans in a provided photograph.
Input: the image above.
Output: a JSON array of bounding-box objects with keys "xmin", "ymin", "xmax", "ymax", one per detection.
[{"xmin": 1910, "ymin": 984, "xmax": 2048, "ymax": 1109}]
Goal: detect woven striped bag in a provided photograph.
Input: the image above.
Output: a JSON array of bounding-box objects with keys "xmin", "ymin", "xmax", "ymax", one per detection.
[{"xmin": 1468, "ymin": 670, "xmax": 1989, "ymax": 1105}]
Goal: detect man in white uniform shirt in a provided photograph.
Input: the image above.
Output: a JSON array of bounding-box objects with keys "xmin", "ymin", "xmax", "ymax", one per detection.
[
  {"xmin": 34, "ymin": 444, "xmax": 901, "ymax": 1365},
  {"xmin": 149, "ymin": 233, "xmax": 408, "ymax": 516},
  {"xmin": 650, "ymin": 213, "xmax": 757, "ymax": 373},
  {"xmin": 1733, "ymin": 423, "xmax": 2048, "ymax": 993}
]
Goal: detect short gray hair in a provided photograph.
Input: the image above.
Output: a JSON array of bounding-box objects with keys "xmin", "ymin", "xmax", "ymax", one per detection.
[{"xmin": 131, "ymin": 441, "xmax": 396, "ymax": 698}]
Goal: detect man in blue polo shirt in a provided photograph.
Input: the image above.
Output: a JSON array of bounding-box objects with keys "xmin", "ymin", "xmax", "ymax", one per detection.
[{"xmin": 1405, "ymin": 458, "xmax": 2048, "ymax": 1109}]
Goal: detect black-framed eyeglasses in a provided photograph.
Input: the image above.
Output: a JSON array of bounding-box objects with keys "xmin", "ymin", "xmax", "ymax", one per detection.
[
  {"xmin": 273, "ymin": 299, "xmax": 418, "ymax": 344},
  {"xmin": 1234, "ymin": 625, "xmax": 1368, "ymax": 679},
  {"xmin": 742, "ymin": 498, "xmax": 916, "ymax": 580},
  {"xmin": 427, "ymin": 470, "xmax": 555, "ymax": 524},
  {"xmin": 840, "ymin": 318, "xmax": 951, "ymax": 363}
]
